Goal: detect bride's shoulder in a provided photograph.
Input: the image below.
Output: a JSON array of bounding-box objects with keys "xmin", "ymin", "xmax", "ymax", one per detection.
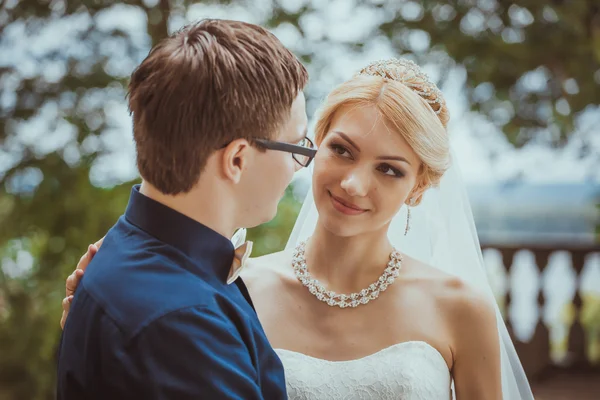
[
  {"xmin": 239, "ymin": 247, "xmax": 297, "ymax": 289},
  {"xmin": 400, "ymin": 254, "xmax": 456, "ymax": 288},
  {"xmin": 403, "ymin": 255, "xmax": 496, "ymax": 324},
  {"xmin": 437, "ymin": 276, "xmax": 497, "ymax": 326}
]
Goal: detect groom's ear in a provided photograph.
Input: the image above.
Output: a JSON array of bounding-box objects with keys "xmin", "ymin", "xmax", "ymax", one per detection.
[{"xmin": 220, "ymin": 139, "xmax": 252, "ymax": 184}]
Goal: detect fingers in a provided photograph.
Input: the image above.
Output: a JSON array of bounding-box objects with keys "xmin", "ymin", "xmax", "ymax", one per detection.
[
  {"xmin": 60, "ymin": 311, "xmax": 67, "ymax": 330},
  {"xmin": 94, "ymin": 236, "xmax": 105, "ymax": 249},
  {"xmin": 61, "ymin": 238, "xmax": 104, "ymax": 329},
  {"xmin": 69, "ymin": 241, "xmax": 99, "ymax": 295},
  {"xmin": 66, "ymin": 269, "xmax": 84, "ymax": 297},
  {"xmin": 62, "ymin": 295, "xmax": 73, "ymax": 312},
  {"xmin": 60, "ymin": 296, "xmax": 73, "ymax": 330},
  {"xmin": 76, "ymin": 244, "xmax": 98, "ymax": 273}
]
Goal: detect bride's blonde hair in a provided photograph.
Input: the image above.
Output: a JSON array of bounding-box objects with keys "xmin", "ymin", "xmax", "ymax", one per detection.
[{"xmin": 313, "ymin": 59, "xmax": 451, "ymax": 205}]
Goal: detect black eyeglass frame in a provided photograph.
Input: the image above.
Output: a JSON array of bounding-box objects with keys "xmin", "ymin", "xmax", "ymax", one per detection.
[{"xmin": 253, "ymin": 137, "xmax": 317, "ymax": 167}]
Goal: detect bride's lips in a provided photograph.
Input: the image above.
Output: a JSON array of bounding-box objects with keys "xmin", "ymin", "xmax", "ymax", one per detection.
[{"xmin": 328, "ymin": 191, "xmax": 368, "ymax": 216}]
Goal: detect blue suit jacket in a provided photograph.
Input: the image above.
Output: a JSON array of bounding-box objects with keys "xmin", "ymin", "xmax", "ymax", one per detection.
[{"xmin": 56, "ymin": 185, "xmax": 287, "ymax": 399}]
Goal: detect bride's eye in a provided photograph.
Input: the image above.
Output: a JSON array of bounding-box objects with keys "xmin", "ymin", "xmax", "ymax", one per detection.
[
  {"xmin": 377, "ymin": 163, "xmax": 404, "ymax": 178},
  {"xmin": 329, "ymin": 143, "xmax": 352, "ymax": 158}
]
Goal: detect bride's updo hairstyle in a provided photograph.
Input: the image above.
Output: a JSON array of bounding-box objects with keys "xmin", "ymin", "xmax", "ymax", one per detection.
[{"xmin": 313, "ymin": 59, "xmax": 451, "ymax": 205}]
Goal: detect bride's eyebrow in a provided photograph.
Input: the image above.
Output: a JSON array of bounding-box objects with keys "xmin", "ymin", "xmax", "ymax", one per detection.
[
  {"xmin": 331, "ymin": 131, "xmax": 360, "ymax": 152},
  {"xmin": 377, "ymin": 154, "xmax": 411, "ymax": 166},
  {"xmin": 332, "ymin": 130, "xmax": 410, "ymax": 165}
]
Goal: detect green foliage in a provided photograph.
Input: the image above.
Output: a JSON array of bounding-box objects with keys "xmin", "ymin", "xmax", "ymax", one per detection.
[
  {"xmin": 261, "ymin": 0, "xmax": 600, "ymax": 146},
  {"xmin": 577, "ymin": 293, "xmax": 600, "ymax": 364},
  {"xmin": 557, "ymin": 293, "xmax": 600, "ymax": 364},
  {"xmin": 374, "ymin": 0, "xmax": 600, "ymax": 146},
  {"xmin": 0, "ymin": 163, "xmax": 133, "ymax": 399},
  {"xmin": 247, "ymin": 186, "xmax": 303, "ymax": 257}
]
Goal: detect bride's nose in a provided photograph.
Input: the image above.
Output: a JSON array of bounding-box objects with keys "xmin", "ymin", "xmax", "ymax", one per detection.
[{"xmin": 340, "ymin": 168, "xmax": 370, "ymax": 197}]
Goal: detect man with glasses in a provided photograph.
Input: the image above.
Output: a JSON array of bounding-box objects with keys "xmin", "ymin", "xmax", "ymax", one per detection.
[{"xmin": 57, "ymin": 19, "xmax": 313, "ymax": 400}]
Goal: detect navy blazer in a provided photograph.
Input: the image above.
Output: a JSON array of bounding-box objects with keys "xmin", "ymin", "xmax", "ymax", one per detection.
[{"xmin": 56, "ymin": 185, "xmax": 287, "ymax": 399}]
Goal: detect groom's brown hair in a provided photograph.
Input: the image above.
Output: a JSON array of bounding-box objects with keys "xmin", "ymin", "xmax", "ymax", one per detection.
[{"xmin": 128, "ymin": 19, "xmax": 308, "ymax": 194}]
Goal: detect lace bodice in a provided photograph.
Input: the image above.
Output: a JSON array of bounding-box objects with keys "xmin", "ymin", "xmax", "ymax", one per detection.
[{"xmin": 275, "ymin": 341, "xmax": 452, "ymax": 400}]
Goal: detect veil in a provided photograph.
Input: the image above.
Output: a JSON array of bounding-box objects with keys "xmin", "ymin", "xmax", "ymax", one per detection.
[{"xmin": 285, "ymin": 149, "xmax": 534, "ymax": 399}]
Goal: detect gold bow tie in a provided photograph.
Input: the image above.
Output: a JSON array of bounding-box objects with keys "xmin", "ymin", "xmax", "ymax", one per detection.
[{"xmin": 227, "ymin": 228, "xmax": 253, "ymax": 285}]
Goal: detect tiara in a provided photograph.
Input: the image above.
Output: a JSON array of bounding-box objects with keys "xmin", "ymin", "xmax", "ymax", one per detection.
[{"xmin": 356, "ymin": 58, "xmax": 444, "ymax": 115}]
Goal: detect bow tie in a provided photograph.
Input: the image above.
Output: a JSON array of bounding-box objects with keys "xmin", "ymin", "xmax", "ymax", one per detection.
[{"xmin": 227, "ymin": 228, "xmax": 253, "ymax": 285}]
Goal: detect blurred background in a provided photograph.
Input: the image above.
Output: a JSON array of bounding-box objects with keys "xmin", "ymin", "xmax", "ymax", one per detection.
[{"xmin": 1, "ymin": 0, "xmax": 599, "ymax": 399}]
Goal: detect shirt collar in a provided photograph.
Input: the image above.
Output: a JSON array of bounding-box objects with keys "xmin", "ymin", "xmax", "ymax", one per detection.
[{"xmin": 124, "ymin": 184, "xmax": 235, "ymax": 283}]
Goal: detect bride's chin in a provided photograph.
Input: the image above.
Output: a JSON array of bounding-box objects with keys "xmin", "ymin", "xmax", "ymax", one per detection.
[
  {"xmin": 318, "ymin": 214, "xmax": 361, "ymax": 238},
  {"xmin": 314, "ymin": 197, "xmax": 366, "ymax": 237}
]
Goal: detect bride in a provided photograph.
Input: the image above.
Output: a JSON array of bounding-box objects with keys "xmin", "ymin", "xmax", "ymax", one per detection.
[{"xmin": 60, "ymin": 59, "xmax": 533, "ymax": 399}]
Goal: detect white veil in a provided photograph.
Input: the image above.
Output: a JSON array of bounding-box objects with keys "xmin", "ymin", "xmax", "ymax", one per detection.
[{"xmin": 285, "ymin": 150, "xmax": 534, "ymax": 399}]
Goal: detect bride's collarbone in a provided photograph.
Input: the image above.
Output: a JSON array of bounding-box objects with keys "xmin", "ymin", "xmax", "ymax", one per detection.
[
  {"xmin": 243, "ymin": 251, "xmax": 463, "ymax": 326},
  {"xmin": 244, "ymin": 259, "xmax": 457, "ymax": 371},
  {"xmin": 244, "ymin": 251, "xmax": 454, "ymax": 316}
]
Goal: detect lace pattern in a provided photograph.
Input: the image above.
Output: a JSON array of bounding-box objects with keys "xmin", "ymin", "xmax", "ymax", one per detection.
[{"xmin": 276, "ymin": 341, "xmax": 451, "ymax": 400}]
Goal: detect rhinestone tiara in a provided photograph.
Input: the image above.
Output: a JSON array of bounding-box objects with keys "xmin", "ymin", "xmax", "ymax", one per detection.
[{"xmin": 356, "ymin": 58, "xmax": 445, "ymax": 115}]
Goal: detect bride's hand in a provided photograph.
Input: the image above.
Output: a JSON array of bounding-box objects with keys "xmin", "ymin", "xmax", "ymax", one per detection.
[{"xmin": 59, "ymin": 237, "xmax": 104, "ymax": 329}]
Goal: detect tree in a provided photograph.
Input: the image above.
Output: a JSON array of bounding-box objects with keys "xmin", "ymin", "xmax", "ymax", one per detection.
[
  {"xmin": 264, "ymin": 0, "xmax": 600, "ymax": 147},
  {"xmin": 375, "ymin": 0, "xmax": 600, "ymax": 147}
]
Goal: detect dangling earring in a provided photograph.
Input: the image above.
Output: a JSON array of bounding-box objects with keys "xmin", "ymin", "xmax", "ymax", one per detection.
[{"xmin": 404, "ymin": 198, "xmax": 415, "ymax": 236}]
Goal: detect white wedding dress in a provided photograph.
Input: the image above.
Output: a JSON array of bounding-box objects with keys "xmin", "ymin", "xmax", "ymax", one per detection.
[{"xmin": 275, "ymin": 341, "xmax": 451, "ymax": 400}]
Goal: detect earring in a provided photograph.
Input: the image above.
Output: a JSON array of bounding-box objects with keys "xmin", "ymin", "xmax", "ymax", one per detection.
[{"xmin": 404, "ymin": 198, "xmax": 415, "ymax": 236}]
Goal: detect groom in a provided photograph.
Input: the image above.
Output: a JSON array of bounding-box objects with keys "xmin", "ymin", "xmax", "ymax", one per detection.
[{"xmin": 57, "ymin": 19, "xmax": 312, "ymax": 399}]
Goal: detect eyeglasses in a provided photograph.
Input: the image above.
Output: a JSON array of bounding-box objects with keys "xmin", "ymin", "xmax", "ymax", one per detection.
[{"xmin": 253, "ymin": 137, "xmax": 317, "ymax": 167}]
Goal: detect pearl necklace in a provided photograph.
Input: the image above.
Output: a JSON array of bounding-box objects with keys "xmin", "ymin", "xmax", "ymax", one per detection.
[{"xmin": 292, "ymin": 240, "xmax": 403, "ymax": 308}]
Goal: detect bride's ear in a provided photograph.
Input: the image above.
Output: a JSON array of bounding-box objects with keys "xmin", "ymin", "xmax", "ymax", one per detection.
[
  {"xmin": 220, "ymin": 139, "xmax": 252, "ymax": 184},
  {"xmin": 406, "ymin": 180, "xmax": 429, "ymax": 206}
]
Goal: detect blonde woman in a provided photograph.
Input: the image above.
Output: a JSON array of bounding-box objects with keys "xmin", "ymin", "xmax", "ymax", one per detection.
[{"xmin": 61, "ymin": 59, "xmax": 533, "ymax": 399}]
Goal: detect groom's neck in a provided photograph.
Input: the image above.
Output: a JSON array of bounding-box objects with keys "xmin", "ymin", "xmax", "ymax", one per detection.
[{"xmin": 139, "ymin": 180, "xmax": 236, "ymax": 239}]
